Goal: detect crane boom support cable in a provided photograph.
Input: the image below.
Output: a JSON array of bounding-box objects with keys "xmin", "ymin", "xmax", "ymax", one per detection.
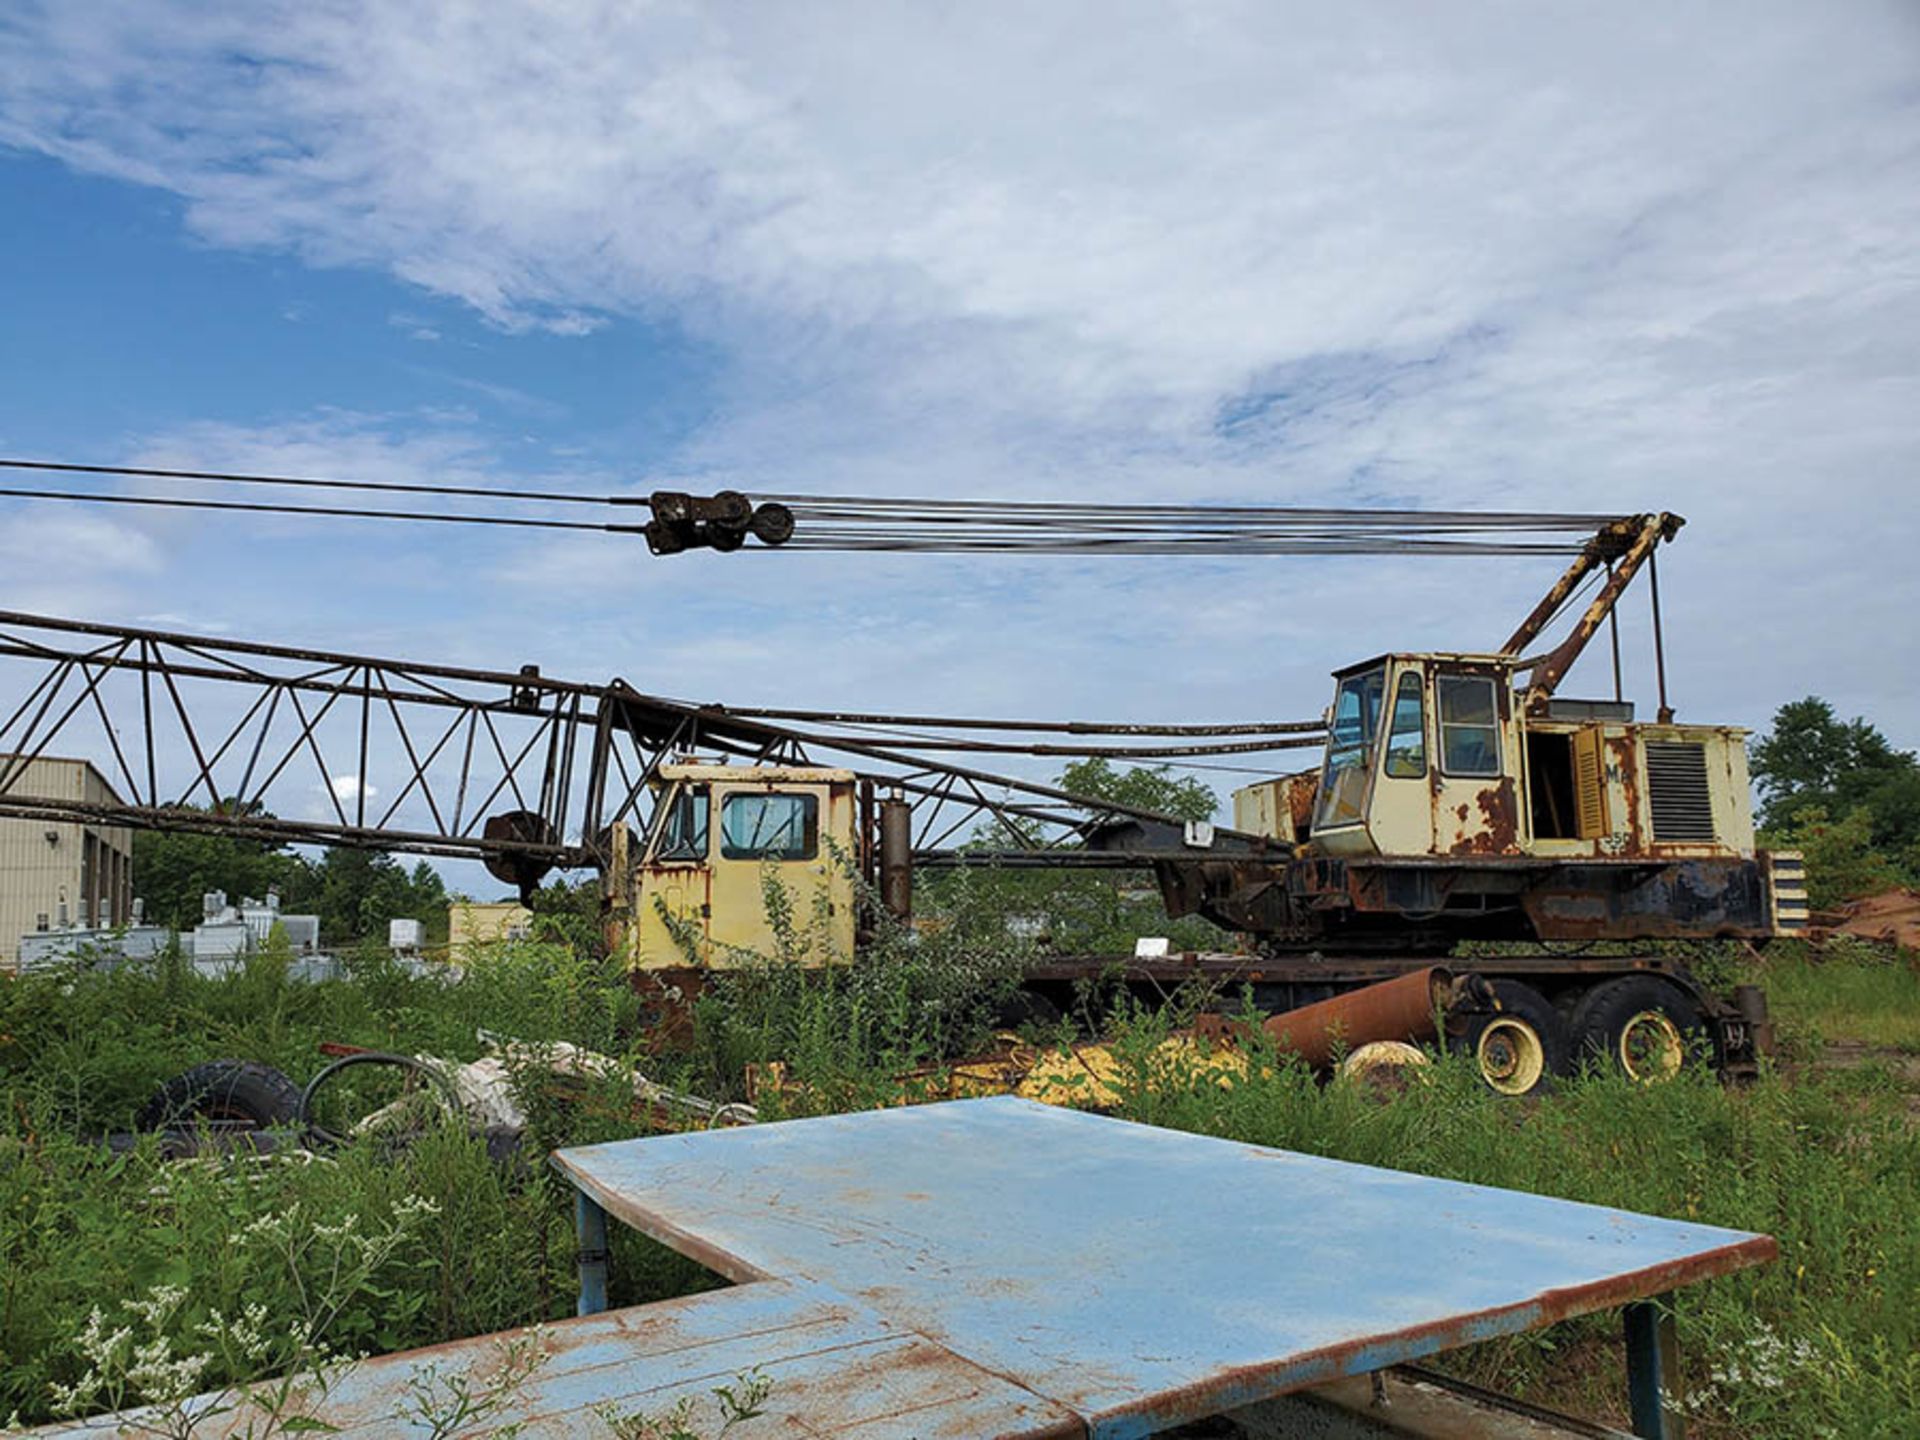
[
  {"xmin": 713, "ymin": 705, "xmax": 1324, "ymax": 735},
  {"xmin": 0, "ymin": 456, "xmax": 1635, "ymax": 557},
  {"xmin": 0, "ymin": 457, "xmax": 617, "ymax": 505},
  {"xmin": 0, "ymin": 486, "xmax": 642, "ymax": 533},
  {"xmin": 0, "ymin": 484, "xmax": 1600, "ymax": 554},
  {"xmin": 779, "ymin": 729, "xmax": 1325, "ymax": 758}
]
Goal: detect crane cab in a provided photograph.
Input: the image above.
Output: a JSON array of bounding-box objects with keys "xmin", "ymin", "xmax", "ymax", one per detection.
[
  {"xmin": 625, "ymin": 763, "xmax": 858, "ymax": 972},
  {"xmin": 1235, "ymin": 654, "xmax": 1757, "ymax": 864}
]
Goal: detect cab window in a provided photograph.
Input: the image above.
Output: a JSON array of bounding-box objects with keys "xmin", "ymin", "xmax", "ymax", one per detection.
[
  {"xmin": 1315, "ymin": 666, "xmax": 1385, "ymax": 828},
  {"xmin": 720, "ymin": 792, "xmax": 819, "ymax": 861},
  {"xmin": 1383, "ymin": 672, "xmax": 1426, "ymax": 778},
  {"xmin": 1438, "ymin": 676, "xmax": 1501, "ymax": 776},
  {"xmin": 654, "ymin": 785, "xmax": 709, "ymax": 861}
]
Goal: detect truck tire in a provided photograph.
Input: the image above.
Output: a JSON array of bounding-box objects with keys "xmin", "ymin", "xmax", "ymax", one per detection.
[
  {"xmin": 136, "ymin": 1060, "xmax": 304, "ymax": 1133},
  {"xmin": 1456, "ymin": 980, "xmax": 1567, "ymax": 1096},
  {"xmin": 992, "ymin": 987, "xmax": 1064, "ymax": 1032},
  {"xmin": 1570, "ymin": 976, "xmax": 1706, "ymax": 1083}
]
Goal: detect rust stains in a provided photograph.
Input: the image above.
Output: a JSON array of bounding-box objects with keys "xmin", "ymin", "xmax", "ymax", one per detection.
[
  {"xmin": 1608, "ymin": 735, "xmax": 1644, "ymax": 853},
  {"xmin": 1446, "ymin": 781, "xmax": 1520, "ymax": 855},
  {"xmin": 1196, "ymin": 968, "xmax": 1455, "ymax": 1069},
  {"xmin": 1287, "ymin": 774, "xmax": 1319, "ymax": 840}
]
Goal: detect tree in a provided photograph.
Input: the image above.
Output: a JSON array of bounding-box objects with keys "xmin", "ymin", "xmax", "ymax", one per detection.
[
  {"xmin": 129, "ymin": 814, "xmax": 451, "ymax": 944},
  {"xmin": 306, "ymin": 848, "xmax": 450, "ymax": 944},
  {"xmin": 1761, "ymin": 807, "xmax": 1901, "ymax": 911},
  {"xmin": 1751, "ymin": 697, "xmax": 1920, "ymax": 855},
  {"xmin": 1057, "ymin": 757, "xmax": 1217, "ymax": 823},
  {"xmin": 131, "ymin": 818, "xmax": 311, "ymax": 931}
]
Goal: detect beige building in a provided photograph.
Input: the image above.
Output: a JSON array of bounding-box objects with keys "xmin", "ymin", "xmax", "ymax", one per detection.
[
  {"xmin": 0, "ymin": 756, "xmax": 136, "ymax": 968},
  {"xmin": 447, "ymin": 899, "xmax": 534, "ymax": 963}
]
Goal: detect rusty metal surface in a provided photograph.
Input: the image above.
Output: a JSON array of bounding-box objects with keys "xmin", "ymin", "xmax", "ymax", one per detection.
[
  {"xmin": 26, "ymin": 1277, "xmax": 1081, "ymax": 1439},
  {"xmin": 1024, "ymin": 951, "xmax": 1702, "ymax": 987},
  {"xmin": 879, "ymin": 796, "xmax": 913, "ymax": 920},
  {"xmin": 0, "ymin": 608, "xmax": 1281, "ymax": 887},
  {"xmin": 1268, "ymin": 854, "xmax": 1774, "ymax": 947},
  {"xmin": 1519, "ymin": 514, "xmax": 1685, "ymax": 716},
  {"xmin": 553, "ymin": 1097, "xmax": 1775, "ymax": 1440},
  {"xmin": 1191, "ymin": 967, "xmax": 1454, "ymax": 1069}
]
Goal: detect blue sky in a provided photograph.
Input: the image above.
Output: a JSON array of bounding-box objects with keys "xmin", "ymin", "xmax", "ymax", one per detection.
[
  {"xmin": 1, "ymin": 2, "xmax": 1918, "ymax": 888},
  {"xmin": 0, "ymin": 153, "xmax": 717, "ymax": 481}
]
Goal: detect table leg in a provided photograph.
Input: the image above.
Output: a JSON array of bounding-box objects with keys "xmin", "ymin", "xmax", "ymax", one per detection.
[
  {"xmin": 1624, "ymin": 1294, "xmax": 1685, "ymax": 1439},
  {"xmin": 576, "ymin": 1190, "xmax": 610, "ymax": 1317}
]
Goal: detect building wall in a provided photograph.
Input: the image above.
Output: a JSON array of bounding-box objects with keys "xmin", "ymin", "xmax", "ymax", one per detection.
[
  {"xmin": 0, "ymin": 757, "xmax": 135, "ymax": 969},
  {"xmin": 447, "ymin": 900, "xmax": 534, "ymax": 963}
]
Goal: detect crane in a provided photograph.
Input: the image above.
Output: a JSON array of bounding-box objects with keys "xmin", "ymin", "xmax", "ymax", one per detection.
[{"xmin": 0, "ymin": 463, "xmax": 1800, "ymax": 1088}]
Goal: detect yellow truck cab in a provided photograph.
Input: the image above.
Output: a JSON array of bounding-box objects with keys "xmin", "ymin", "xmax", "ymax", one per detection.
[{"xmin": 627, "ymin": 763, "xmax": 858, "ymax": 973}]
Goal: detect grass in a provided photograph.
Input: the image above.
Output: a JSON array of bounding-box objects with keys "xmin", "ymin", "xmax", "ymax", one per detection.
[
  {"xmin": 1752, "ymin": 938, "xmax": 1920, "ymax": 1054},
  {"xmin": 1, "ymin": 934, "xmax": 1916, "ymax": 1437}
]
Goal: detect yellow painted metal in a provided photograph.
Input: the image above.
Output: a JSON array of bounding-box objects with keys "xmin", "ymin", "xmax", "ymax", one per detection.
[
  {"xmin": 1231, "ymin": 771, "xmax": 1316, "ymax": 846},
  {"xmin": 1617, "ymin": 1009, "xmax": 1687, "ymax": 1084},
  {"xmin": 1365, "ymin": 664, "xmax": 1434, "ymax": 858},
  {"xmin": 1475, "ymin": 1017, "xmax": 1547, "ymax": 1096},
  {"xmin": 1336, "ymin": 1040, "xmax": 1431, "ymax": 1082},
  {"xmin": 1572, "ymin": 726, "xmax": 1608, "ymax": 839},
  {"xmin": 749, "ymin": 1034, "xmax": 1252, "ymax": 1114},
  {"xmin": 630, "ymin": 764, "xmax": 858, "ymax": 973},
  {"xmin": 1235, "ymin": 652, "xmax": 1759, "ymax": 865}
]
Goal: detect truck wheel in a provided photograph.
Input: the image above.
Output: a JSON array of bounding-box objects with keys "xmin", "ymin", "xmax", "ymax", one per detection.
[
  {"xmin": 136, "ymin": 1060, "xmax": 303, "ymax": 1133},
  {"xmin": 1457, "ymin": 980, "xmax": 1567, "ymax": 1096},
  {"xmin": 1570, "ymin": 977, "xmax": 1705, "ymax": 1083}
]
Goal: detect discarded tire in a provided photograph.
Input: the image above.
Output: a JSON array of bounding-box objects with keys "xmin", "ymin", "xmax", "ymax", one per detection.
[
  {"xmin": 991, "ymin": 986, "xmax": 1064, "ymax": 1032},
  {"xmin": 136, "ymin": 1059, "xmax": 304, "ymax": 1133},
  {"xmin": 1455, "ymin": 980, "xmax": 1568, "ymax": 1096},
  {"xmin": 1570, "ymin": 976, "xmax": 1707, "ymax": 1083}
]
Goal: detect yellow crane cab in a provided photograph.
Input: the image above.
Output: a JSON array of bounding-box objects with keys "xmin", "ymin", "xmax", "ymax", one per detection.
[
  {"xmin": 1237, "ymin": 654, "xmax": 1756, "ymax": 864},
  {"xmin": 626, "ymin": 762, "xmax": 859, "ymax": 974}
]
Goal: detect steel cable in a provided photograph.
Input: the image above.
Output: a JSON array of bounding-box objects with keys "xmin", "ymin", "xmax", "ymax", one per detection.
[{"xmin": 0, "ymin": 457, "xmax": 1631, "ymax": 557}]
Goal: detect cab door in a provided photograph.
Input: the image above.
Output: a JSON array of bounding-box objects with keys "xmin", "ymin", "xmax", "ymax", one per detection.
[
  {"xmin": 632, "ymin": 781, "xmax": 713, "ymax": 969},
  {"xmin": 707, "ymin": 781, "xmax": 855, "ymax": 965},
  {"xmin": 1427, "ymin": 668, "xmax": 1523, "ymax": 855},
  {"xmin": 1366, "ymin": 666, "xmax": 1434, "ymax": 856}
]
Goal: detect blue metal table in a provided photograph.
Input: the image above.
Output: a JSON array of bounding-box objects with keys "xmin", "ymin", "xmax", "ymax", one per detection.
[
  {"xmin": 30, "ymin": 1277, "xmax": 1081, "ymax": 1438},
  {"xmin": 553, "ymin": 1096, "xmax": 1775, "ymax": 1439}
]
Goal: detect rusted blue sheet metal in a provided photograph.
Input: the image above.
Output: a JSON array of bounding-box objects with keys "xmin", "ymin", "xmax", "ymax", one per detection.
[
  {"xmin": 553, "ymin": 1096, "xmax": 1775, "ymax": 1440},
  {"xmin": 26, "ymin": 1277, "xmax": 1080, "ymax": 1439}
]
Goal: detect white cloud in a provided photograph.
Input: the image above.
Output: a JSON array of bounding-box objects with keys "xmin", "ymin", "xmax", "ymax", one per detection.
[
  {"xmin": 0, "ymin": 510, "xmax": 167, "ymax": 617},
  {"xmin": 1, "ymin": 1, "xmax": 1917, "ymax": 748},
  {"xmin": 329, "ymin": 774, "xmax": 374, "ymax": 803}
]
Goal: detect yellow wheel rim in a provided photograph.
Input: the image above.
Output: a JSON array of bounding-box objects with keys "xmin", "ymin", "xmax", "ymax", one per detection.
[
  {"xmin": 1617, "ymin": 1009, "xmax": 1685, "ymax": 1083},
  {"xmin": 1475, "ymin": 1017, "xmax": 1546, "ymax": 1096}
]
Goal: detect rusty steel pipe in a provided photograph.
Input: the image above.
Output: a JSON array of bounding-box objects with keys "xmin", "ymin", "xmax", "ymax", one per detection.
[
  {"xmin": 879, "ymin": 796, "xmax": 913, "ymax": 921},
  {"xmin": 1196, "ymin": 968, "xmax": 1468, "ymax": 1069}
]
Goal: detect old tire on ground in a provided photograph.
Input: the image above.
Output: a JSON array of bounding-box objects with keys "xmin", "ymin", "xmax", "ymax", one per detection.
[
  {"xmin": 136, "ymin": 1059, "xmax": 304, "ymax": 1133},
  {"xmin": 991, "ymin": 987, "xmax": 1064, "ymax": 1032},
  {"xmin": 1570, "ymin": 976, "xmax": 1707, "ymax": 1083},
  {"xmin": 1456, "ymin": 980, "xmax": 1568, "ymax": 1096}
]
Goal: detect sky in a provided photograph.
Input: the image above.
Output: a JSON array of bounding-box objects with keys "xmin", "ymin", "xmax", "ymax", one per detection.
[{"xmin": 1, "ymin": 2, "xmax": 1918, "ymax": 882}]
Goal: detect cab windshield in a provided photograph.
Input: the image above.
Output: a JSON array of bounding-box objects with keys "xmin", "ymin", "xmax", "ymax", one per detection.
[{"xmin": 1316, "ymin": 666, "xmax": 1386, "ymax": 829}]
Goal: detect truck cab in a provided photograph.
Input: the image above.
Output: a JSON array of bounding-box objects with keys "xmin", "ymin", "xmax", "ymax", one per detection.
[{"xmin": 626, "ymin": 763, "xmax": 858, "ymax": 973}]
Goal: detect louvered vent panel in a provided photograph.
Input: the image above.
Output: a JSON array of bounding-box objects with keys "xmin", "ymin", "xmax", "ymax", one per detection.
[
  {"xmin": 1768, "ymin": 851, "xmax": 1810, "ymax": 931},
  {"xmin": 1572, "ymin": 728, "xmax": 1608, "ymax": 839},
  {"xmin": 1645, "ymin": 741, "xmax": 1715, "ymax": 842}
]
